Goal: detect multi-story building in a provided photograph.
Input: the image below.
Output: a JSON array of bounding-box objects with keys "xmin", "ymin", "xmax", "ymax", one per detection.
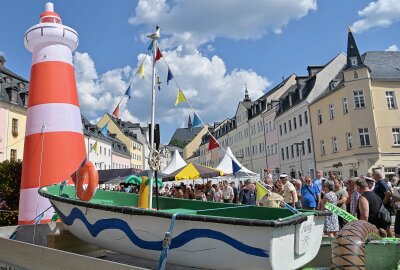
[
  {"xmin": 275, "ymin": 53, "xmax": 346, "ymax": 179},
  {"xmin": 0, "ymin": 55, "xmax": 29, "ymax": 162},
  {"xmin": 262, "ymin": 74, "xmax": 297, "ymax": 179},
  {"xmin": 195, "ymin": 78, "xmax": 295, "ymax": 177},
  {"xmin": 183, "ymin": 123, "xmax": 209, "ymax": 161},
  {"xmin": 309, "ymin": 29, "xmax": 400, "ymax": 178},
  {"xmin": 97, "ymin": 113, "xmax": 144, "ymax": 170}
]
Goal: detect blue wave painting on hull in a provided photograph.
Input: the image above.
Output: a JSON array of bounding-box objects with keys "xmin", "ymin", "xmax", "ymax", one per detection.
[{"xmin": 53, "ymin": 205, "xmax": 269, "ymax": 258}]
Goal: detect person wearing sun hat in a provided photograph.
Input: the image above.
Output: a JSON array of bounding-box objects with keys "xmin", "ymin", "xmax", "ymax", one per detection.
[{"xmin": 280, "ymin": 174, "xmax": 298, "ymax": 208}]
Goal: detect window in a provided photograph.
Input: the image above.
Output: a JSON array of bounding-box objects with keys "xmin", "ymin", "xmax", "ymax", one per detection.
[
  {"xmin": 267, "ymin": 146, "xmax": 270, "ymax": 156},
  {"xmin": 288, "ymin": 120, "xmax": 292, "ymax": 132},
  {"xmin": 11, "ymin": 90, "xmax": 18, "ymax": 103},
  {"xmin": 304, "ymin": 111, "xmax": 308, "ymax": 124},
  {"xmin": 343, "ymin": 97, "xmax": 349, "ymax": 114},
  {"xmin": 320, "ymin": 140, "xmax": 325, "ymax": 155},
  {"xmin": 307, "ymin": 138, "xmax": 312, "ymax": 154},
  {"xmin": 354, "ymin": 71, "xmax": 358, "ymax": 79},
  {"xmin": 386, "ymin": 91, "xmax": 397, "ymax": 109},
  {"xmin": 284, "ymin": 123, "xmax": 287, "ymax": 134},
  {"xmin": 281, "ymin": 148, "xmax": 285, "ymax": 161},
  {"xmin": 392, "ymin": 128, "xmax": 400, "ymax": 145},
  {"xmin": 10, "ymin": 149, "xmax": 17, "ymax": 161},
  {"xmin": 332, "ymin": 137, "xmax": 338, "ymax": 153},
  {"xmin": 350, "ymin": 57, "xmax": 358, "ymax": 66},
  {"xmin": 317, "ymin": 110, "xmax": 322, "ymax": 124},
  {"xmin": 358, "ymin": 128, "xmax": 371, "ymax": 146},
  {"xmin": 279, "ymin": 125, "xmax": 282, "ymax": 136},
  {"xmin": 11, "ymin": 118, "xmax": 18, "ymax": 136},
  {"xmin": 100, "ymin": 146, "xmax": 102, "ymax": 155},
  {"xmin": 346, "ymin": 133, "xmax": 353, "ymax": 149},
  {"xmin": 353, "ymin": 91, "xmax": 365, "ymax": 108},
  {"xmin": 293, "ymin": 117, "xmax": 297, "ymax": 129},
  {"xmin": 286, "ymin": 147, "xmax": 289, "ymax": 160},
  {"xmin": 291, "ymin": 145, "xmax": 294, "ymax": 158},
  {"xmin": 329, "ymin": 104, "xmax": 335, "ymax": 120},
  {"xmin": 299, "ymin": 114, "xmax": 303, "ymax": 127},
  {"xmin": 301, "ymin": 141, "xmax": 305, "ymax": 155}
]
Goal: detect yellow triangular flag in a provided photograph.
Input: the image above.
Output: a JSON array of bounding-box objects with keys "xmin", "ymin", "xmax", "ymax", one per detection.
[
  {"xmin": 91, "ymin": 141, "xmax": 99, "ymax": 155},
  {"xmin": 137, "ymin": 62, "xmax": 144, "ymax": 79},
  {"xmin": 175, "ymin": 89, "xmax": 187, "ymax": 106},
  {"xmin": 256, "ymin": 181, "xmax": 268, "ymax": 203}
]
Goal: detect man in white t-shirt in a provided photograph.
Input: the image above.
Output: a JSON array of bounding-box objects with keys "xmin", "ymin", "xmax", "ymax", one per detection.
[
  {"xmin": 280, "ymin": 174, "xmax": 298, "ymax": 207},
  {"xmin": 222, "ymin": 180, "xmax": 234, "ymax": 203}
]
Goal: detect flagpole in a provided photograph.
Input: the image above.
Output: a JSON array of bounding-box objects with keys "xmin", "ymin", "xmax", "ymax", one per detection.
[{"xmin": 148, "ymin": 30, "xmax": 158, "ymax": 210}]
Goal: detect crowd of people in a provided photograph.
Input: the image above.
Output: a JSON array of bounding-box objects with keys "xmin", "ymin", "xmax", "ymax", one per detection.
[
  {"xmin": 102, "ymin": 167, "xmax": 400, "ymax": 238},
  {"xmin": 259, "ymin": 168, "xmax": 400, "ymax": 238}
]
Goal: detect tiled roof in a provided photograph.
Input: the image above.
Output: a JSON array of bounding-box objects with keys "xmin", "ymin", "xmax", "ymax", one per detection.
[
  {"xmin": 362, "ymin": 51, "xmax": 400, "ymax": 81},
  {"xmin": 169, "ymin": 126, "xmax": 203, "ymax": 144}
]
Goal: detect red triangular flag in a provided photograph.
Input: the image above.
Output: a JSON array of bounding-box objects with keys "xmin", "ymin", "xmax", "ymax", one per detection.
[
  {"xmin": 155, "ymin": 48, "xmax": 163, "ymax": 62},
  {"xmin": 112, "ymin": 105, "xmax": 120, "ymax": 118},
  {"xmin": 208, "ymin": 136, "xmax": 219, "ymax": 151}
]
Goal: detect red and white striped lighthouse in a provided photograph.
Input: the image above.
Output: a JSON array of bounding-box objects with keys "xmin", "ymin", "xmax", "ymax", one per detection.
[{"xmin": 19, "ymin": 2, "xmax": 87, "ymax": 224}]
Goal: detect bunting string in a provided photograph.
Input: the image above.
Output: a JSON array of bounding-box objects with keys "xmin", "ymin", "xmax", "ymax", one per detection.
[{"xmin": 154, "ymin": 43, "xmax": 253, "ymax": 177}]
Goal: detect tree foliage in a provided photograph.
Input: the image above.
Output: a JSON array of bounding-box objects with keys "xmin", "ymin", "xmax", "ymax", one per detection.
[{"xmin": 0, "ymin": 160, "xmax": 22, "ymax": 226}]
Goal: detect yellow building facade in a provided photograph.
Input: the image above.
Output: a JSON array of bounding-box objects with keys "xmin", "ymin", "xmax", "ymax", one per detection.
[
  {"xmin": 6, "ymin": 108, "xmax": 27, "ymax": 161},
  {"xmin": 97, "ymin": 113, "xmax": 143, "ymax": 170},
  {"xmin": 310, "ymin": 30, "xmax": 400, "ymax": 178}
]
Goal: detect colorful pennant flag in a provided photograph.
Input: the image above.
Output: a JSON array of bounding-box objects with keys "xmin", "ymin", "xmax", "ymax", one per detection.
[
  {"xmin": 148, "ymin": 40, "xmax": 154, "ymax": 51},
  {"xmin": 175, "ymin": 89, "xmax": 187, "ymax": 106},
  {"xmin": 100, "ymin": 123, "xmax": 108, "ymax": 137},
  {"xmin": 192, "ymin": 112, "xmax": 201, "ymax": 127},
  {"xmin": 232, "ymin": 160, "xmax": 241, "ymax": 176},
  {"xmin": 125, "ymin": 85, "xmax": 132, "ymax": 99},
  {"xmin": 91, "ymin": 141, "xmax": 99, "ymax": 154},
  {"xmin": 167, "ymin": 68, "xmax": 174, "ymax": 85},
  {"xmin": 256, "ymin": 181, "xmax": 268, "ymax": 203},
  {"xmin": 155, "ymin": 48, "xmax": 163, "ymax": 62},
  {"xmin": 208, "ymin": 136, "xmax": 219, "ymax": 151},
  {"xmin": 34, "ymin": 212, "xmax": 45, "ymax": 224},
  {"xmin": 137, "ymin": 62, "xmax": 145, "ymax": 79},
  {"xmin": 112, "ymin": 105, "xmax": 120, "ymax": 118}
]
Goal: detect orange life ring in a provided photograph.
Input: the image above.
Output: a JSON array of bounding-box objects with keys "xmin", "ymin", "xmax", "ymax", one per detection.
[{"xmin": 72, "ymin": 160, "xmax": 98, "ymax": 201}]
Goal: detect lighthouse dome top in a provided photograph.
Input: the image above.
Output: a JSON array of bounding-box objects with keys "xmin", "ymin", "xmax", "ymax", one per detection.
[{"xmin": 39, "ymin": 2, "xmax": 62, "ymax": 24}]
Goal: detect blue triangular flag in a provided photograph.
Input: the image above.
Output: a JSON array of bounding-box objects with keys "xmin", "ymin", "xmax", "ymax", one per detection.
[
  {"xmin": 192, "ymin": 113, "xmax": 201, "ymax": 127},
  {"xmin": 125, "ymin": 85, "xmax": 132, "ymax": 99},
  {"xmin": 100, "ymin": 123, "xmax": 108, "ymax": 137},
  {"xmin": 148, "ymin": 40, "xmax": 154, "ymax": 51},
  {"xmin": 232, "ymin": 160, "xmax": 241, "ymax": 176},
  {"xmin": 167, "ymin": 68, "xmax": 174, "ymax": 85},
  {"xmin": 34, "ymin": 212, "xmax": 45, "ymax": 224}
]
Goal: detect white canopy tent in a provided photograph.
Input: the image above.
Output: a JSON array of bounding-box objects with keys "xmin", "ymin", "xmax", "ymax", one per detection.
[
  {"xmin": 161, "ymin": 149, "xmax": 187, "ymax": 175},
  {"xmin": 216, "ymin": 147, "xmax": 260, "ymax": 179}
]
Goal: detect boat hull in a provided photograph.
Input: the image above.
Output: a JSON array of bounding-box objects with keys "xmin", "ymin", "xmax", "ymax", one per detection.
[{"xmin": 48, "ymin": 198, "xmax": 325, "ymax": 270}]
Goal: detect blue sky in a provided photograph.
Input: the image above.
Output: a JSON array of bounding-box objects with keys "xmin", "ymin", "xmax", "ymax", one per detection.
[{"xmin": 1, "ymin": 0, "xmax": 399, "ymax": 144}]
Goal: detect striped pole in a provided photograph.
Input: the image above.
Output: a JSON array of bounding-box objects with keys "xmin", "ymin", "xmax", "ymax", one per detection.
[{"xmin": 18, "ymin": 2, "xmax": 86, "ymax": 224}]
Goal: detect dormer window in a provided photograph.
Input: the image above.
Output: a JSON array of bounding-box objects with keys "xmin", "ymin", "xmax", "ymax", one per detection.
[
  {"xmin": 330, "ymin": 81, "xmax": 339, "ymax": 90},
  {"xmin": 4, "ymin": 77, "xmax": 12, "ymax": 84},
  {"xmin": 11, "ymin": 89, "xmax": 18, "ymax": 104},
  {"xmin": 350, "ymin": 57, "xmax": 358, "ymax": 67}
]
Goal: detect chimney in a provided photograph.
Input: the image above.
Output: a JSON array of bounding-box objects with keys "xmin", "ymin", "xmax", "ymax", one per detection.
[{"xmin": 0, "ymin": 54, "xmax": 5, "ymax": 70}]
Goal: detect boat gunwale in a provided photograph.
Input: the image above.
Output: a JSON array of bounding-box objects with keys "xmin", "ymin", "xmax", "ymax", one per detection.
[{"xmin": 39, "ymin": 186, "xmax": 330, "ymax": 228}]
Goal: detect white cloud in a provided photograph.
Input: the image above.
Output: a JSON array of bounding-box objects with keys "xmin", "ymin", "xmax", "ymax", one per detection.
[
  {"xmin": 351, "ymin": 0, "xmax": 400, "ymax": 33},
  {"xmin": 385, "ymin": 44, "xmax": 399, "ymax": 51},
  {"xmin": 74, "ymin": 50, "xmax": 270, "ymax": 141},
  {"xmin": 76, "ymin": 1, "xmax": 321, "ymax": 142},
  {"xmin": 129, "ymin": 0, "xmax": 317, "ymax": 51}
]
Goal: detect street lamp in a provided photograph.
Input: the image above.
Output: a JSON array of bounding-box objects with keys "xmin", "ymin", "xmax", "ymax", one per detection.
[{"xmin": 292, "ymin": 142, "xmax": 304, "ymax": 177}]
